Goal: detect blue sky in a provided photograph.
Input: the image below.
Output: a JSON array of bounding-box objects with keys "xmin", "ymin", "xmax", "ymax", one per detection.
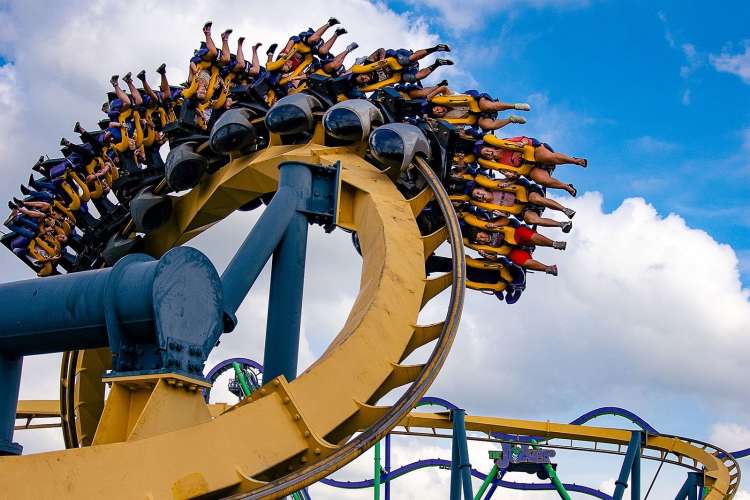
[{"xmin": 389, "ymin": 0, "xmax": 750, "ymax": 278}]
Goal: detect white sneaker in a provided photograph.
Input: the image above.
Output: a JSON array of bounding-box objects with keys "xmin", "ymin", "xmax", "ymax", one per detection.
[
  {"xmin": 514, "ymin": 103, "xmax": 531, "ymax": 111},
  {"xmin": 508, "ymin": 115, "xmax": 526, "ymax": 124}
]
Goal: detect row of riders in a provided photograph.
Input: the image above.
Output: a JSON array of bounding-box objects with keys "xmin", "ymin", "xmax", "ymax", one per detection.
[{"xmin": 2, "ymin": 19, "xmax": 587, "ymax": 303}]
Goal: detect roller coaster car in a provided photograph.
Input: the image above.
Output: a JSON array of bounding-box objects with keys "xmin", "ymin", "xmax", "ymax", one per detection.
[
  {"xmin": 303, "ymin": 74, "xmax": 346, "ymax": 108},
  {"xmin": 1, "ymin": 233, "xmax": 37, "ymax": 273},
  {"xmin": 71, "ymin": 204, "xmax": 133, "ymax": 268},
  {"xmin": 112, "ymin": 167, "xmax": 165, "ymax": 202},
  {"xmin": 429, "ymin": 94, "xmax": 481, "ymax": 126},
  {"xmin": 129, "ymin": 186, "xmax": 173, "ymax": 233},
  {"xmin": 164, "ymin": 142, "xmax": 209, "ymax": 191},
  {"xmin": 467, "ymin": 255, "xmax": 525, "ymax": 296},
  {"xmin": 507, "ymin": 462, "xmax": 558, "ymax": 480},
  {"xmin": 369, "ymin": 87, "xmax": 423, "ymax": 123},
  {"xmin": 209, "ymin": 107, "xmax": 264, "ymax": 155},
  {"xmin": 478, "ymin": 134, "xmax": 536, "ymax": 176},
  {"xmin": 228, "ymin": 83, "xmax": 272, "ymax": 115}
]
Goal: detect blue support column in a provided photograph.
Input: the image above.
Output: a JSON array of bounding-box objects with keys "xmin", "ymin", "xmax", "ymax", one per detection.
[
  {"xmin": 0, "ymin": 353, "xmax": 23, "ymax": 455},
  {"xmin": 631, "ymin": 434, "xmax": 641, "ymax": 500},
  {"xmin": 262, "ymin": 163, "xmax": 312, "ymax": 383},
  {"xmin": 614, "ymin": 432, "xmax": 642, "ymax": 500},
  {"xmin": 450, "ymin": 409, "xmax": 474, "ymax": 500},
  {"xmin": 385, "ymin": 433, "xmax": 392, "ymax": 500},
  {"xmin": 484, "ymin": 483, "xmax": 498, "ymax": 499},
  {"xmin": 220, "ymin": 187, "xmax": 298, "ymax": 324},
  {"xmin": 675, "ymin": 472, "xmax": 700, "ymax": 500},
  {"xmin": 450, "ymin": 424, "xmax": 461, "ymax": 500}
]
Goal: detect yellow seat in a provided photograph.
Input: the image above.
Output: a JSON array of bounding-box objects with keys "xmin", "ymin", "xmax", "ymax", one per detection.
[
  {"xmin": 466, "ymin": 279, "xmax": 506, "ymax": 293},
  {"xmin": 279, "ymin": 53, "xmax": 315, "ymax": 86},
  {"xmin": 462, "ymin": 237, "xmax": 511, "ymax": 256},
  {"xmin": 429, "ymin": 94, "xmax": 480, "ymax": 126},
  {"xmin": 452, "ymin": 153, "xmax": 476, "ymax": 164},
  {"xmin": 469, "ymin": 178, "xmax": 529, "ymax": 216},
  {"xmin": 460, "ymin": 212, "xmax": 519, "ymax": 246},
  {"xmin": 483, "ymin": 134, "xmax": 536, "ymax": 161},
  {"xmin": 113, "ymin": 108, "xmax": 133, "ymax": 153},
  {"xmin": 351, "ymin": 57, "xmax": 404, "ymax": 92},
  {"xmin": 67, "ymin": 171, "xmax": 91, "ymax": 203},
  {"xmin": 477, "ymin": 158, "xmax": 532, "ymax": 176}
]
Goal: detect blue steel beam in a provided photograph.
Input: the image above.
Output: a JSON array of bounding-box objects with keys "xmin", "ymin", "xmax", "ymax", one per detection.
[
  {"xmin": 262, "ymin": 163, "xmax": 312, "ymax": 383},
  {"xmin": 0, "ymin": 354, "xmax": 22, "ymax": 455},
  {"xmin": 0, "ymin": 247, "xmax": 223, "ymax": 455},
  {"xmin": 613, "ymin": 432, "xmax": 642, "ymax": 500},
  {"xmin": 450, "ymin": 409, "xmax": 474, "ymax": 500}
]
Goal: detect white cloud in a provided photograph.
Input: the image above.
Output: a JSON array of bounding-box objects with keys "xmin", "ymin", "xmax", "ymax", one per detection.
[
  {"xmin": 429, "ymin": 193, "xmax": 750, "ymax": 419},
  {"xmin": 657, "ymin": 12, "xmax": 675, "ymax": 50},
  {"xmin": 407, "ymin": 0, "xmax": 589, "ymax": 31},
  {"xmin": 627, "ymin": 135, "xmax": 680, "ymax": 154},
  {"xmin": 710, "ymin": 40, "xmax": 750, "ymax": 84},
  {"xmin": 681, "ymin": 88, "xmax": 691, "ymax": 105},
  {"xmin": 709, "ymin": 422, "xmax": 750, "ymax": 453}
]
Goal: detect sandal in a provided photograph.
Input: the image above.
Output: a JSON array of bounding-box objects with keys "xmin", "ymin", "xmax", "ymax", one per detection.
[
  {"xmin": 567, "ymin": 184, "xmax": 577, "ymax": 197},
  {"xmin": 203, "ymin": 21, "xmax": 213, "ymax": 33}
]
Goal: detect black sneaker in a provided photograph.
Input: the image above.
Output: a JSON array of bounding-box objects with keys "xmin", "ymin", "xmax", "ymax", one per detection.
[
  {"xmin": 136, "ymin": 70, "xmax": 146, "ymax": 81},
  {"xmin": 562, "ymin": 221, "xmax": 573, "ymax": 233},
  {"xmin": 335, "ymin": 27, "xmax": 347, "ymax": 36},
  {"xmin": 328, "ymin": 17, "xmax": 340, "ymax": 26},
  {"xmin": 156, "ymin": 63, "xmax": 167, "ymax": 75}
]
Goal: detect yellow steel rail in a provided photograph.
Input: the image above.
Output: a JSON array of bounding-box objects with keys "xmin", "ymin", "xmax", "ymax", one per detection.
[
  {"xmin": 399, "ymin": 412, "xmax": 737, "ymax": 499},
  {"xmin": 2, "ymin": 135, "xmax": 465, "ymax": 499}
]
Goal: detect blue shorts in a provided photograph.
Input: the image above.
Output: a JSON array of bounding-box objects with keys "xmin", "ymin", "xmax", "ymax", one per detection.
[
  {"xmin": 401, "ymin": 68, "xmax": 419, "ymax": 83},
  {"xmin": 191, "ymin": 42, "xmax": 211, "ymax": 64},
  {"xmin": 465, "ymin": 89, "xmax": 493, "ymax": 101},
  {"xmin": 386, "ymin": 48, "xmax": 414, "ymax": 68}
]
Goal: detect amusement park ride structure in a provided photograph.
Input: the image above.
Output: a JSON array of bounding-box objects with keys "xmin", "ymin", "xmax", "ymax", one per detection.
[{"xmin": 0, "ymin": 26, "xmax": 746, "ymax": 500}]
